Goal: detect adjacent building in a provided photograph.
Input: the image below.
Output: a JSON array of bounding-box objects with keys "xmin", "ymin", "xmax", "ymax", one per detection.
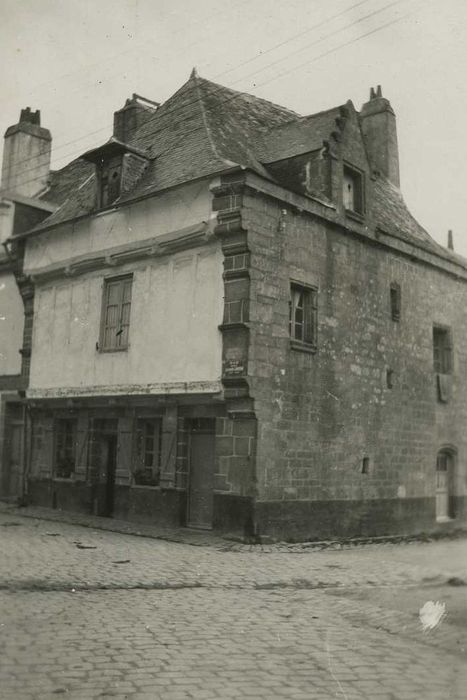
[{"xmin": 2, "ymin": 73, "xmax": 466, "ymax": 540}]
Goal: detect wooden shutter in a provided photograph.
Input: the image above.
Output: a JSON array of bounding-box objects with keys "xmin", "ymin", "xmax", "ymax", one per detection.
[
  {"xmin": 160, "ymin": 406, "xmax": 177, "ymax": 488},
  {"xmin": 116, "ymin": 416, "xmax": 133, "ymax": 483},
  {"xmin": 74, "ymin": 414, "xmax": 89, "ymax": 481}
]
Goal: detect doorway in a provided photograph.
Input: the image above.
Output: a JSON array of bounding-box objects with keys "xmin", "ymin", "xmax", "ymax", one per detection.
[
  {"xmin": 88, "ymin": 418, "xmax": 118, "ymax": 518},
  {"xmin": 187, "ymin": 418, "xmax": 215, "ymax": 530},
  {"xmin": 103, "ymin": 434, "xmax": 117, "ymax": 517},
  {"xmin": 436, "ymin": 449, "xmax": 454, "ymax": 522},
  {"xmin": 2, "ymin": 403, "xmax": 24, "ymax": 499}
]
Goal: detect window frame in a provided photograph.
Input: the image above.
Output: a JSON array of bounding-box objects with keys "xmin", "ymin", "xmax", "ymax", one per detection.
[
  {"xmin": 99, "ymin": 274, "xmax": 133, "ymax": 353},
  {"xmin": 343, "ymin": 163, "xmax": 365, "ymax": 216},
  {"xmin": 53, "ymin": 417, "xmax": 77, "ymax": 480},
  {"xmin": 390, "ymin": 282, "xmax": 401, "ymax": 321},
  {"xmin": 133, "ymin": 417, "xmax": 163, "ymax": 488},
  {"xmin": 98, "ymin": 155, "xmax": 123, "ymax": 209},
  {"xmin": 432, "ymin": 324, "xmax": 453, "ymax": 375},
  {"xmin": 289, "ymin": 281, "xmax": 318, "ymax": 352}
]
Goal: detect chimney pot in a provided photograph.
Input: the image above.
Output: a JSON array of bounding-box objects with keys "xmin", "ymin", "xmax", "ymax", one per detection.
[
  {"xmin": 447, "ymin": 229, "xmax": 454, "ymax": 250},
  {"xmin": 113, "ymin": 94, "xmax": 158, "ymax": 142},
  {"xmin": 19, "ymin": 107, "xmax": 41, "ymax": 125},
  {"xmin": 360, "ymin": 87, "xmax": 400, "ymax": 188}
]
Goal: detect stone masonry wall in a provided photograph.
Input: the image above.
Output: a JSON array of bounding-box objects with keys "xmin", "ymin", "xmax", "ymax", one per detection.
[{"xmin": 243, "ymin": 190, "xmax": 467, "ymax": 537}]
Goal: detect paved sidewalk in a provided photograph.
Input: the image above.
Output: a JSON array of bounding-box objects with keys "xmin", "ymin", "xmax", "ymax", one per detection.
[
  {"xmin": 2, "ymin": 500, "xmax": 466, "ymax": 553},
  {"xmin": 1, "ymin": 510, "xmax": 466, "ymax": 699},
  {"xmin": 0, "ymin": 501, "xmax": 230, "ymax": 548}
]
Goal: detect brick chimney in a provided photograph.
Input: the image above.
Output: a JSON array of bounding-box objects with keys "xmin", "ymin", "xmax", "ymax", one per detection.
[
  {"xmin": 359, "ymin": 86, "xmax": 400, "ymax": 188},
  {"xmin": 113, "ymin": 94, "xmax": 159, "ymax": 143},
  {"xmin": 1, "ymin": 108, "xmax": 52, "ymax": 197}
]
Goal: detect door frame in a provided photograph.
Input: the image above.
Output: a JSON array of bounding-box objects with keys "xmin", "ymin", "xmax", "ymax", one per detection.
[
  {"xmin": 436, "ymin": 447, "xmax": 456, "ymax": 522},
  {"xmin": 186, "ymin": 418, "xmax": 216, "ymax": 530}
]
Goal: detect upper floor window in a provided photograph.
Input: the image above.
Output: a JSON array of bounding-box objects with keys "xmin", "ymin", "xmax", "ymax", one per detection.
[
  {"xmin": 433, "ymin": 325, "xmax": 452, "ymax": 374},
  {"xmin": 289, "ymin": 282, "xmax": 317, "ymax": 349},
  {"xmin": 99, "ymin": 156, "xmax": 122, "ymax": 208},
  {"xmin": 343, "ymin": 164, "xmax": 364, "ymax": 215},
  {"xmin": 54, "ymin": 418, "xmax": 77, "ymax": 479},
  {"xmin": 100, "ymin": 275, "xmax": 133, "ymax": 352}
]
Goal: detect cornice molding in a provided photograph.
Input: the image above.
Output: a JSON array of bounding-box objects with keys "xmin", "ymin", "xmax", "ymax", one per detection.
[
  {"xmin": 26, "ymin": 220, "xmax": 215, "ymax": 283},
  {"xmin": 27, "ymin": 379, "xmax": 223, "ymax": 400}
]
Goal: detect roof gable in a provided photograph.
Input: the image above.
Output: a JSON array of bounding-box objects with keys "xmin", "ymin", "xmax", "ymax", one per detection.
[{"xmin": 256, "ymin": 106, "xmax": 344, "ymax": 163}]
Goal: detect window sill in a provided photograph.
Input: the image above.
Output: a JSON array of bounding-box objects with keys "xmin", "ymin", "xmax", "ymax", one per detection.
[
  {"xmin": 345, "ymin": 209, "xmax": 365, "ymax": 223},
  {"xmin": 53, "ymin": 476, "xmax": 75, "ymax": 482},
  {"xmin": 436, "ymin": 516, "xmax": 454, "ymax": 523},
  {"xmin": 97, "ymin": 346, "xmax": 129, "ymax": 354},
  {"xmin": 290, "ymin": 340, "xmax": 317, "ymax": 354},
  {"xmin": 131, "ymin": 483, "xmax": 161, "ymax": 490},
  {"xmin": 223, "ymin": 269, "xmax": 250, "ymax": 281},
  {"xmin": 218, "ymin": 322, "xmax": 250, "ymax": 331}
]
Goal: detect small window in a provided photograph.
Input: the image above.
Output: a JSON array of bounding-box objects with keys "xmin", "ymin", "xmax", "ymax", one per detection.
[
  {"xmin": 99, "ymin": 156, "xmax": 122, "ymax": 208},
  {"xmin": 433, "ymin": 326, "xmax": 452, "ymax": 374},
  {"xmin": 361, "ymin": 457, "xmax": 370, "ymax": 475},
  {"xmin": 390, "ymin": 283, "xmax": 401, "ymax": 321},
  {"xmin": 100, "ymin": 276, "xmax": 133, "ymax": 352},
  {"xmin": 54, "ymin": 418, "xmax": 77, "ymax": 479},
  {"xmin": 134, "ymin": 418, "xmax": 162, "ymax": 486},
  {"xmin": 289, "ymin": 282, "xmax": 317, "ymax": 348},
  {"xmin": 343, "ymin": 165, "xmax": 364, "ymax": 215}
]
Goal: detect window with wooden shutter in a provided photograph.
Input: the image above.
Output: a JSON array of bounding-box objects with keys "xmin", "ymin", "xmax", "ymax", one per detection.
[
  {"xmin": 54, "ymin": 418, "xmax": 77, "ymax": 479},
  {"xmin": 100, "ymin": 275, "xmax": 133, "ymax": 351},
  {"xmin": 134, "ymin": 418, "xmax": 162, "ymax": 487},
  {"xmin": 433, "ymin": 326, "xmax": 452, "ymax": 374},
  {"xmin": 99, "ymin": 156, "xmax": 122, "ymax": 208},
  {"xmin": 289, "ymin": 282, "xmax": 318, "ymax": 349},
  {"xmin": 343, "ymin": 164, "xmax": 364, "ymax": 215}
]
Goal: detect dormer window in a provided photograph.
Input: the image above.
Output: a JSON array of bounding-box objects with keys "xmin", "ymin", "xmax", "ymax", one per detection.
[
  {"xmin": 99, "ymin": 156, "xmax": 122, "ymax": 208},
  {"xmin": 82, "ymin": 138, "xmax": 148, "ymax": 211},
  {"xmin": 343, "ymin": 164, "xmax": 364, "ymax": 215}
]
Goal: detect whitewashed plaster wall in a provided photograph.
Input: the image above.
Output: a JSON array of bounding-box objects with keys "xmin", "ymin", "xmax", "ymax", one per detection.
[
  {"xmin": 29, "ymin": 243, "xmax": 223, "ymax": 395},
  {"xmin": 24, "ymin": 181, "xmax": 213, "ymax": 273},
  {"xmin": 0, "ymin": 270, "xmax": 23, "ymax": 376}
]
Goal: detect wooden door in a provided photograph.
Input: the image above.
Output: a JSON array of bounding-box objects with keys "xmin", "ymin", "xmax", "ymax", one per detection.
[
  {"xmin": 187, "ymin": 420, "xmax": 215, "ymax": 530},
  {"xmin": 436, "ymin": 452, "xmax": 452, "ymax": 521},
  {"xmin": 103, "ymin": 435, "xmax": 117, "ymax": 518}
]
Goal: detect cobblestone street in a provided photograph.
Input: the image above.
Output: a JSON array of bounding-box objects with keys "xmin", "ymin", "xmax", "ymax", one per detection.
[{"xmin": 0, "ymin": 508, "xmax": 466, "ymax": 699}]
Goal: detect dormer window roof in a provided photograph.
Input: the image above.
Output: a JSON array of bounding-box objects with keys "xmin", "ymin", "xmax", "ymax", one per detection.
[
  {"xmin": 82, "ymin": 138, "xmax": 148, "ymax": 209},
  {"xmin": 81, "ymin": 137, "xmax": 147, "ymax": 164}
]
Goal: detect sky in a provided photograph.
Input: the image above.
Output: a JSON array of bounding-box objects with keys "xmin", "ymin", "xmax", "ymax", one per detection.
[{"xmin": 1, "ymin": 0, "xmax": 466, "ymax": 254}]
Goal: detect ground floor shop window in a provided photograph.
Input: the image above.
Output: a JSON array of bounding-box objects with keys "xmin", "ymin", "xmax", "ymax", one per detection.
[
  {"xmin": 134, "ymin": 418, "xmax": 162, "ymax": 486},
  {"xmin": 54, "ymin": 418, "xmax": 77, "ymax": 479}
]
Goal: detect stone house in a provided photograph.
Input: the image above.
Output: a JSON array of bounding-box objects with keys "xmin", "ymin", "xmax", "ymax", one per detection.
[{"xmin": 2, "ymin": 72, "xmax": 466, "ymax": 540}]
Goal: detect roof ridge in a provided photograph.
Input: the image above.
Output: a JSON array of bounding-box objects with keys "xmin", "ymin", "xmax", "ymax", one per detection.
[{"xmin": 192, "ymin": 71, "xmax": 238, "ymax": 169}]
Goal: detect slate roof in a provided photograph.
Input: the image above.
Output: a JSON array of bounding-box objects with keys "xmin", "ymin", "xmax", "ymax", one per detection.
[
  {"xmin": 25, "ymin": 71, "xmax": 459, "ymax": 268},
  {"xmin": 373, "ymin": 176, "xmax": 458, "ymax": 263},
  {"xmin": 255, "ymin": 106, "xmax": 344, "ymax": 163},
  {"xmin": 40, "ymin": 158, "xmax": 94, "ymax": 207},
  {"xmin": 34, "ymin": 72, "xmax": 298, "ymax": 229}
]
